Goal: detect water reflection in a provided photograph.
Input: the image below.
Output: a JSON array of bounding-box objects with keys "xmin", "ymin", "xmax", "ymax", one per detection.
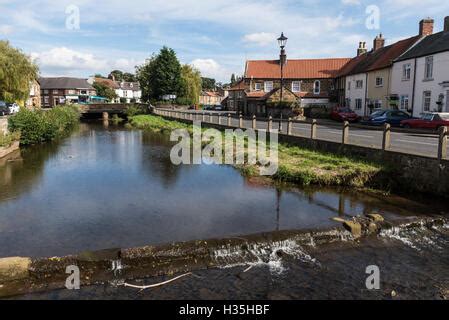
[{"xmin": 0, "ymin": 121, "xmax": 445, "ymax": 258}]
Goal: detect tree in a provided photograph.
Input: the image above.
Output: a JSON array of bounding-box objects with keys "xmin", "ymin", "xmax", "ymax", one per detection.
[
  {"xmin": 109, "ymin": 70, "xmax": 124, "ymax": 81},
  {"xmin": 123, "ymin": 72, "xmax": 136, "ymax": 82},
  {"xmin": 201, "ymin": 77, "xmax": 216, "ymax": 90},
  {"xmin": 180, "ymin": 64, "xmax": 202, "ymax": 105},
  {"xmin": 230, "ymin": 74, "xmax": 236, "ymax": 86},
  {"xmin": 92, "ymin": 82, "xmax": 118, "ymax": 101},
  {"xmin": 136, "ymin": 47, "xmax": 183, "ymax": 102},
  {"xmin": 0, "ymin": 41, "xmax": 39, "ymax": 103}
]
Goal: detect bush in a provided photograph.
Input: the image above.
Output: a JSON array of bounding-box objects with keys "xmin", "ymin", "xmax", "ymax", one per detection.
[
  {"xmin": 8, "ymin": 105, "xmax": 80, "ymax": 145},
  {"xmin": 125, "ymin": 105, "xmax": 148, "ymax": 117}
]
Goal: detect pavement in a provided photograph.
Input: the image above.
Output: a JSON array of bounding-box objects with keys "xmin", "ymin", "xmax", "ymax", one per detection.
[{"xmin": 171, "ymin": 110, "xmax": 448, "ymax": 159}]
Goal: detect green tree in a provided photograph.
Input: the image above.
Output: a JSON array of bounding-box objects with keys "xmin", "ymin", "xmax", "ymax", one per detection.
[
  {"xmin": 109, "ymin": 70, "xmax": 124, "ymax": 81},
  {"xmin": 201, "ymin": 77, "xmax": 216, "ymax": 90},
  {"xmin": 0, "ymin": 41, "xmax": 39, "ymax": 104},
  {"xmin": 180, "ymin": 64, "xmax": 202, "ymax": 105},
  {"xmin": 92, "ymin": 82, "xmax": 118, "ymax": 101},
  {"xmin": 230, "ymin": 74, "xmax": 236, "ymax": 86},
  {"xmin": 136, "ymin": 47, "xmax": 183, "ymax": 102},
  {"xmin": 123, "ymin": 72, "xmax": 136, "ymax": 82}
]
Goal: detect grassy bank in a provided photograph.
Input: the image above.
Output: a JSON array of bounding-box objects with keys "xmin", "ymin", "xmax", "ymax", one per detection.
[
  {"xmin": 129, "ymin": 114, "xmax": 388, "ymax": 188},
  {"xmin": 0, "ymin": 131, "xmax": 20, "ymax": 148},
  {"xmin": 8, "ymin": 106, "xmax": 80, "ymax": 146}
]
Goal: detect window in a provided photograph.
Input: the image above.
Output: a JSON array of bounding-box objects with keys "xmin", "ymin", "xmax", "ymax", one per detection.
[
  {"xmin": 44, "ymin": 96, "xmax": 49, "ymax": 104},
  {"xmin": 374, "ymin": 100, "xmax": 382, "ymax": 109},
  {"xmin": 345, "ymin": 98, "xmax": 351, "ymax": 108},
  {"xmin": 400, "ymin": 95, "xmax": 409, "ymax": 110},
  {"xmin": 254, "ymin": 83, "xmax": 262, "ymax": 91},
  {"xmin": 356, "ymin": 80, "xmax": 363, "ymax": 89},
  {"xmin": 355, "ymin": 98, "xmax": 362, "ymax": 110},
  {"xmin": 314, "ymin": 80, "xmax": 321, "ymax": 95},
  {"xmin": 238, "ymin": 91, "xmax": 243, "ymax": 98},
  {"xmin": 264, "ymin": 81, "xmax": 273, "ymax": 92},
  {"xmin": 291, "ymin": 81, "xmax": 301, "ymax": 93},
  {"xmin": 402, "ymin": 63, "xmax": 411, "ymax": 80},
  {"xmin": 229, "ymin": 100, "xmax": 234, "ymax": 109},
  {"xmin": 423, "ymin": 91, "xmax": 432, "ymax": 111},
  {"xmin": 53, "ymin": 90, "xmax": 59, "ymax": 94},
  {"xmin": 44, "ymin": 90, "xmax": 49, "ymax": 94},
  {"xmin": 375, "ymin": 77, "xmax": 383, "ymax": 87},
  {"xmin": 347, "ymin": 82, "xmax": 351, "ymax": 91},
  {"xmin": 424, "ymin": 56, "xmax": 433, "ymax": 80}
]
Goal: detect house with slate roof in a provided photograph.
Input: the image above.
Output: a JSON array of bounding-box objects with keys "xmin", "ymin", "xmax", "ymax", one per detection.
[
  {"xmin": 391, "ymin": 16, "xmax": 449, "ymax": 117},
  {"xmin": 39, "ymin": 77, "xmax": 97, "ymax": 108}
]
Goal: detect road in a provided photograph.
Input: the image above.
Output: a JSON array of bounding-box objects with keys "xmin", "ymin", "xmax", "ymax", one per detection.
[{"xmin": 177, "ymin": 111, "xmax": 448, "ymax": 159}]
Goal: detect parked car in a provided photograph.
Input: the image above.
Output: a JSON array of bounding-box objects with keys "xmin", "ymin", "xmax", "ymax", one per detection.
[
  {"xmin": 330, "ymin": 107, "xmax": 360, "ymax": 122},
  {"xmin": 7, "ymin": 103, "xmax": 20, "ymax": 114},
  {"xmin": 361, "ymin": 110, "xmax": 413, "ymax": 126},
  {"xmin": 213, "ymin": 105, "xmax": 224, "ymax": 111},
  {"xmin": 0, "ymin": 101, "xmax": 10, "ymax": 116},
  {"xmin": 401, "ymin": 112, "xmax": 449, "ymax": 130}
]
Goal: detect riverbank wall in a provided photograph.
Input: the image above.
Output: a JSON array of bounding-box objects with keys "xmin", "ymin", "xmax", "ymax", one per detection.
[
  {"xmin": 0, "ymin": 117, "xmax": 8, "ymax": 135},
  {"xmin": 156, "ymin": 113, "xmax": 449, "ymax": 199},
  {"xmin": 0, "ymin": 216, "xmax": 445, "ymax": 298}
]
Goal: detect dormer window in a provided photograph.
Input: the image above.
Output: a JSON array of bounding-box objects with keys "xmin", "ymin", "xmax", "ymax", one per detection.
[
  {"xmin": 264, "ymin": 81, "xmax": 273, "ymax": 92},
  {"xmin": 314, "ymin": 80, "xmax": 321, "ymax": 95},
  {"xmin": 255, "ymin": 83, "xmax": 262, "ymax": 91}
]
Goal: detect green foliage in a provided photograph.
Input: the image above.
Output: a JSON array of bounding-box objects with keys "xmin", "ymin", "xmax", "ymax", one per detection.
[
  {"xmin": 180, "ymin": 64, "xmax": 202, "ymax": 105},
  {"xmin": 125, "ymin": 105, "xmax": 148, "ymax": 117},
  {"xmin": 0, "ymin": 131, "xmax": 20, "ymax": 148},
  {"xmin": 0, "ymin": 41, "xmax": 39, "ymax": 103},
  {"xmin": 201, "ymin": 77, "xmax": 216, "ymax": 90},
  {"xmin": 92, "ymin": 82, "xmax": 118, "ymax": 101},
  {"xmin": 109, "ymin": 70, "xmax": 136, "ymax": 82},
  {"xmin": 136, "ymin": 47, "xmax": 183, "ymax": 102},
  {"xmin": 8, "ymin": 106, "xmax": 80, "ymax": 145}
]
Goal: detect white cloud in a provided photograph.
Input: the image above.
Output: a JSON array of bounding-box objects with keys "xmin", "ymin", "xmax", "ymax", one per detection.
[
  {"xmin": 341, "ymin": 0, "xmax": 360, "ymax": 5},
  {"xmin": 191, "ymin": 59, "xmax": 230, "ymax": 81},
  {"xmin": 0, "ymin": 25, "xmax": 13, "ymax": 35},
  {"xmin": 242, "ymin": 32, "xmax": 277, "ymax": 46}
]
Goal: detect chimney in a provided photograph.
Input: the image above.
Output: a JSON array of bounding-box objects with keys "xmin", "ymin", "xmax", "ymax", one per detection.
[
  {"xmin": 357, "ymin": 42, "xmax": 367, "ymax": 56},
  {"xmin": 373, "ymin": 34, "xmax": 385, "ymax": 51},
  {"xmin": 444, "ymin": 16, "xmax": 449, "ymax": 32},
  {"xmin": 419, "ymin": 18, "xmax": 434, "ymax": 36}
]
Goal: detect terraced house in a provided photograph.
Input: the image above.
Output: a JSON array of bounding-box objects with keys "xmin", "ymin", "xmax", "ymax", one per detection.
[
  {"xmin": 227, "ymin": 58, "xmax": 350, "ymax": 117},
  {"xmin": 337, "ymin": 18, "xmax": 439, "ymax": 116},
  {"xmin": 40, "ymin": 77, "xmax": 97, "ymax": 108},
  {"xmin": 391, "ymin": 17, "xmax": 449, "ymax": 117}
]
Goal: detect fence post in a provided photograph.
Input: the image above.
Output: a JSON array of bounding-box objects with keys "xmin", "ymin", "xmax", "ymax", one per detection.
[
  {"xmin": 342, "ymin": 121, "xmax": 349, "ymax": 145},
  {"xmin": 218, "ymin": 114, "xmax": 222, "ymax": 125},
  {"xmin": 190, "ymin": 113, "xmax": 193, "ymax": 121},
  {"xmin": 252, "ymin": 115, "xmax": 257, "ymax": 130},
  {"xmin": 287, "ymin": 117, "xmax": 292, "ymax": 135},
  {"xmin": 227, "ymin": 114, "xmax": 231, "ymax": 126},
  {"xmin": 382, "ymin": 123, "xmax": 391, "ymax": 151},
  {"xmin": 268, "ymin": 116, "xmax": 273, "ymax": 132},
  {"xmin": 239, "ymin": 113, "xmax": 243, "ymax": 128},
  {"xmin": 438, "ymin": 126, "xmax": 448, "ymax": 161},
  {"xmin": 311, "ymin": 119, "xmax": 317, "ymax": 140}
]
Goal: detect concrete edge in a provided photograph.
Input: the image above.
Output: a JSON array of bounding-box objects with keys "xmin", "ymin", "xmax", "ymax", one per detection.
[{"xmin": 0, "ymin": 216, "xmax": 446, "ymax": 298}]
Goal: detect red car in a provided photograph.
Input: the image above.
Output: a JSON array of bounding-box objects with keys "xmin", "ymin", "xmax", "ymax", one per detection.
[
  {"xmin": 400, "ymin": 112, "xmax": 449, "ymax": 130},
  {"xmin": 330, "ymin": 107, "xmax": 360, "ymax": 122}
]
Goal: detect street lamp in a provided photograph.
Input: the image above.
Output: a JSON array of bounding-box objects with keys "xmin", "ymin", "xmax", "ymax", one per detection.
[{"xmin": 277, "ymin": 32, "xmax": 288, "ymax": 131}]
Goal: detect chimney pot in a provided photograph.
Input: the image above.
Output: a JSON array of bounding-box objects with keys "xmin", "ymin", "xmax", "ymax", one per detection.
[
  {"xmin": 373, "ymin": 33, "xmax": 385, "ymax": 51},
  {"xmin": 419, "ymin": 18, "xmax": 434, "ymax": 36},
  {"xmin": 444, "ymin": 16, "xmax": 449, "ymax": 32}
]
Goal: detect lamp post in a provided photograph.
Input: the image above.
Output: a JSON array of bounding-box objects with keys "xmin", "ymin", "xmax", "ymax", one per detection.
[{"xmin": 277, "ymin": 32, "xmax": 288, "ymax": 132}]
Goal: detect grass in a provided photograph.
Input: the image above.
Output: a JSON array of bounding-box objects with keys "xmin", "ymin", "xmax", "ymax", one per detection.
[
  {"xmin": 0, "ymin": 131, "xmax": 21, "ymax": 148},
  {"xmin": 128, "ymin": 114, "xmax": 388, "ymax": 188}
]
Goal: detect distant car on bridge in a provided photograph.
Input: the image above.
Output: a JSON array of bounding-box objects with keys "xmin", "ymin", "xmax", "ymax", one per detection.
[
  {"xmin": 361, "ymin": 110, "xmax": 413, "ymax": 127},
  {"xmin": 0, "ymin": 101, "xmax": 10, "ymax": 116},
  {"xmin": 401, "ymin": 112, "xmax": 449, "ymax": 130}
]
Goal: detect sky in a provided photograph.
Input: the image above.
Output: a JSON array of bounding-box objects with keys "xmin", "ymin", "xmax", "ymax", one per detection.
[{"xmin": 1, "ymin": 0, "xmax": 448, "ymax": 83}]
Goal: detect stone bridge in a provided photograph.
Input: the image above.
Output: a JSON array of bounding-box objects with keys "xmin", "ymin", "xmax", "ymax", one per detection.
[{"xmin": 79, "ymin": 103, "xmax": 151, "ymax": 117}]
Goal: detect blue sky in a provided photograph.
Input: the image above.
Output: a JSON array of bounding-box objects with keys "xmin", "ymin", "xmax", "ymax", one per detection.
[{"xmin": 1, "ymin": 0, "xmax": 448, "ymax": 82}]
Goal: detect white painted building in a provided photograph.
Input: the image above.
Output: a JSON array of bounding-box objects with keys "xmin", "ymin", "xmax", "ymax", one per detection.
[
  {"xmin": 393, "ymin": 18, "xmax": 449, "ymax": 117},
  {"xmin": 345, "ymin": 73, "xmax": 367, "ymax": 116}
]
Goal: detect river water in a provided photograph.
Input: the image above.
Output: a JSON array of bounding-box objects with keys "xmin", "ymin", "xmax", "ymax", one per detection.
[{"xmin": 0, "ymin": 122, "xmax": 447, "ymax": 259}]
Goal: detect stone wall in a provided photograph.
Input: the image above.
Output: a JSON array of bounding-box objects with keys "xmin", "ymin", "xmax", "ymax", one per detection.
[{"xmin": 0, "ymin": 117, "xmax": 8, "ymax": 135}]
